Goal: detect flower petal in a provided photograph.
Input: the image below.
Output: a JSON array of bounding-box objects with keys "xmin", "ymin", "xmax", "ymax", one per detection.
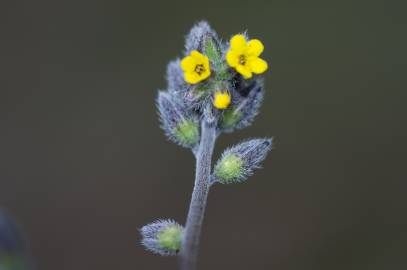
[
  {"xmin": 185, "ymin": 72, "xmax": 201, "ymax": 84},
  {"xmin": 190, "ymin": 50, "xmax": 205, "ymax": 61},
  {"xmin": 181, "ymin": 56, "xmax": 196, "ymax": 72},
  {"xmin": 247, "ymin": 39, "xmax": 264, "ymax": 57},
  {"xmin": 230, "ymin": 34, "xmax": 247, "ymax": 52},
  {"xmin": 248, "ymin": 57, "xmax": 268, "ymax": 74},
  {"xmin": 236, "ymin": 65, "xmax": 252, "ymax": 79},
  {"xmin": 226, "ymin": 50, "xmax": 239, "ymax": 67},
  {"xmin": 200, "ymin": 69, "xmax": 211, "ymax": 80}
]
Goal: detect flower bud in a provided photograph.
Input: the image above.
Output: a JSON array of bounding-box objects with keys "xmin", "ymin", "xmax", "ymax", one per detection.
[
  {"xmin": 140, "ymin": 220, "xmax": 184, "ymax": 256},
  {"xmin": 214, "ymin": 154, "xmax": 243, "ymax": 182},
  {"xmin": 220, "ymin": 79, "xmax": 264, "ymax": 132},
  {"xmin": 174, "ymin": 119, "xmax": 200, "ymax": 146},
  {"xmin": 213, "ymin": 91, "xmax": 231, "ymax": 110},
  {"xmin": 214, "ymin": 138, "xmax": 272, "ymax": 183},
  {"xmin": 157, "ymin": 92, "xmax": 200, "ymax": 148}
]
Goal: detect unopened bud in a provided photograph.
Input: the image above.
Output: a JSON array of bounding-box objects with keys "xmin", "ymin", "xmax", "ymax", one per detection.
[
  {"xmin": 214, "ymin": 138, "xmax": 272, "ymax": 183},
  {"xmin": 140, "ymin": 219, "xmax": 184, "ymax": 256}
]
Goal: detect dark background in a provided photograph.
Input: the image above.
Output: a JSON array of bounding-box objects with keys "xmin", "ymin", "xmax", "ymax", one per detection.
[{"xmin": 1, "ymin": 0, "xmax": 406, "ymax": 269}]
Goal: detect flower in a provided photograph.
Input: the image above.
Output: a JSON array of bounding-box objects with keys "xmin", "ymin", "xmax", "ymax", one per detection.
[
  {"xmin": 226, "ymin": 34, "xmax": 268, "ymax": 79},
  {"xmin": 180, "ymin": 50, "xmax": 211, "ymax": 84},
  {"xmin": 213, "ymin": 91, "xmax": 231, "ymax": 109}
]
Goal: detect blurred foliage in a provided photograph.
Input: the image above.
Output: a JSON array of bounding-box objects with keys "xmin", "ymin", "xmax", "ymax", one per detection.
[{"xmin": 0, "ymin": 210, "xmax": 30, "ymax": 270}]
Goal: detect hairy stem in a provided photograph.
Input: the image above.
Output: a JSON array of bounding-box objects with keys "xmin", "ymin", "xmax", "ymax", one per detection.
[{"xmin": 179, "ymin": 118, "xmax": 216, "ymax": 270}]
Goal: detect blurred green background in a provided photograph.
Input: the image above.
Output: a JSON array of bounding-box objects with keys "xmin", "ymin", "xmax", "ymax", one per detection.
[{"xmin": 1, "ymin": 0, "xmax": 406, "ymax": 269}]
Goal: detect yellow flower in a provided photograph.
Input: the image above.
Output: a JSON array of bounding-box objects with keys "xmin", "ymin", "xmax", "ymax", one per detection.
[
  {"xmin": 180, "ymin": 50, "xmax": 211, "ymax": 84},
  {"xmin": 213, "ymin": 91, "xmax": 231, "ymax": 110},
  {"xmin": 226, "ymin": 34, "xmax": 268, "ymax": 79}
]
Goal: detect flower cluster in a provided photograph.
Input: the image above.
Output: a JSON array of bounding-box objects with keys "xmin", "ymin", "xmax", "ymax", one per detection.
[
  {"xmin": 142, "ymin": 21, "xmax": 272, "ymax": 260},
  {"xmin": 158, "ymin": 21, "xmax": 270, "ymax": 150},
  {"xmin": 179, "ymin": 24, "xmax": 268, "ymax": 111}
]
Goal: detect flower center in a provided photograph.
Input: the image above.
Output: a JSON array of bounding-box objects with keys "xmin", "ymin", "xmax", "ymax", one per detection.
[
  {"xmin": 238, "ymin": 55, "xmax": 246, "ymax": 65},
  {"xmin": 195, "ymin": 64, "xmax": 205, "ymax": 75}
]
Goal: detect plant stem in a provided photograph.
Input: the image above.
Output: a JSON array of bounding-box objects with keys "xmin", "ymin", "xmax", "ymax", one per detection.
[{"xmin": 179, "ymin": 118, "xmax": 216, "ymax": 270}]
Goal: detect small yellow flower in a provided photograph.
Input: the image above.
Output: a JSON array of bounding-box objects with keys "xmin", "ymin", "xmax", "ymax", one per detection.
[
  {"xmin": 226, "ymin": 34, "xmax": 268, "ymax": 79},
  {"xmin": 180, "ymin": 50, "xmax": 211, "ymax": 84},
  {"xmin": 213, "ymin": 91, "xmax": 231, "ymax": 110}
]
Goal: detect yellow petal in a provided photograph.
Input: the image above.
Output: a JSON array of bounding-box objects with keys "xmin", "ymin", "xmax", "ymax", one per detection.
[
  {"xmin": 248, "ymin": 57, "xmax": 268, "ymax": 74},
  {"xmin": 236, "ymin": 65, "xmax": 252, "ymax": 79},
  {"xmin": 230, "ymin": 34, "xmax": 247, "ymax": 52},
  {"xmin": 198, "ymin": 69, "xmax": 211, "ymax": 82},
  {"xmin": 191, "ymin": 50, "xmax": 208, "ymax": 63},
  {"xmin": 226, "ymin": 50, "xmax": 239, "ymax": 67},
  {"xmin": 185, "ymin": 72, "xmax": 201, "ymax": 84},
  {"xmin": 247, "ymin": 39, "xmax": 264, "ymax": 57},
  {"xmin": 181, "ymin": 56, "xmax": 196, "ymax": 72},
  {"xmin": 213, "ymin": 91, "xmax": 231, "ymax": 110}
]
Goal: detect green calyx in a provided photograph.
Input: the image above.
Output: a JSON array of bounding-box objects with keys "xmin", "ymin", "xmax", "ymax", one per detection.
[
  {"xmin": 215, "ymin": 154, "xmax": 244, "ymax": 183},
  {"xmin": 174, "ymin": 119, "xmax": 199, "ymax": 146},
  {"xmin": 157, "ymin": 225, "xmax": 183, "ymax": 252},
  {"xmin": 220, "ymin": 108, "xmax": 242, "ymax": 130}
]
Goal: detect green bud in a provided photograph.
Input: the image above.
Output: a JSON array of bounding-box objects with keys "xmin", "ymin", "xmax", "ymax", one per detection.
[
  {"xmin": 158, "ymin": 92, "xmax": 200, "ymax": 149},
  {"xmin": 157, "ymin": 225, "xmax": 183, "ymax": 252},
  {"xmin": 220, "ymin": 108, "xmax": 243, "ymax": 130},
  {"xmin": 174, "ymin": 119, "xmax": 200, "ymax": 146},
  {"xmin": 214, "ymin": 154, "xmax": 243, "ymax": 183},
  {"xmin": 213, "ymin": 139, "xmax": 272, "ymax": 184},
  {"xmin": 141, "ymin": 219, "xmax": 184, "ymax": 256}
]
